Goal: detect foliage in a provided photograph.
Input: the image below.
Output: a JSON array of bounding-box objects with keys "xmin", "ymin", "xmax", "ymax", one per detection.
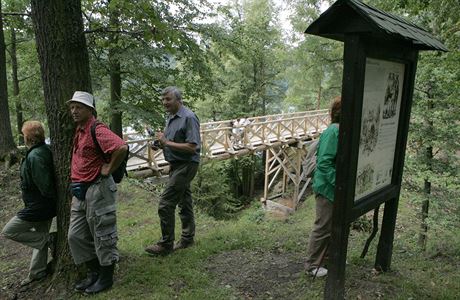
[
  {"xmin": 5, "ymin": 179, "xmax": 459, "ymax": 299},
  {"xmin": 368, "ymin": 0, "xmax": 460, "ymax": 242},
  {"xmin": 283, "ymin": 0, "xmax": 343, "ymax": 111},
  {"xmin": 2, "ymin": 0, "xmax": 45, "ymax": 139},
  {"xmin": 192, "ymin": 160, "xmax": 242, "ymax": 219},
  {"xmin": 192, "ymin": 154, "xmax": 265, "ymax": 219},
  {"xmin": 82, "ymin": 0, "xmax": 215, "ymax": 130},
  {"xmin": 196, "ymin": 0, "xmax": 287, "ymax": 121},
  {"xmin": 227, "ymin": 154, "xmax": 264, "ymax": 199}
]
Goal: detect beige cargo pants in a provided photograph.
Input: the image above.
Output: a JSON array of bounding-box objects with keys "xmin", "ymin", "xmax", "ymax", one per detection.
[{"xmin": 68, "ymin": 176, "xmax": 119, "ymax": 266}]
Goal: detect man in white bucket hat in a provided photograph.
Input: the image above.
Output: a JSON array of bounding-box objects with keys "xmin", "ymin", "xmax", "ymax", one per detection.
[
  {"xmin": 68, "ymin": 91, "xmax": 95, "ymax": 109},
  {"xmin": 67, "ymin": 91, "xmax": 127, "ymax": 294}
]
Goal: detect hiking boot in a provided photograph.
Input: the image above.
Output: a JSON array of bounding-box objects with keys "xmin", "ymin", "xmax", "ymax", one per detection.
[
  {"xmin": 20, "ymin": 271, "xmax": 47, "ymax": 286},
  {"xmin": 74, "ymin": 258, "xmax": 100, "ymax": 292},
  {"xmin": 307, "ymin": 267, "xmax": 328, "ymax": 278},
  {"xmin": 173, "ymin": 239, "xmax": 194, "ymax": 251},
  {"xmin": 144, "ymin": 243, "xmax": 173, "ymax": 256},
  {"xmin": 85, "ymin": 264, "xmax": 114, "ymax": 294}
]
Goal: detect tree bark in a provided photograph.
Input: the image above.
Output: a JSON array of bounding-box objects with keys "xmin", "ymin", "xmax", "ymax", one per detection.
[
  {"xmin": 316, "ymin": 84, "xmax": 322, "ymax": 110},
  {"xmin": 31, "ymin": 0, "xmax": 92, "ymax": 287},
  {"xmin": 418, "ymin": 92, "xmax": 434, "ymax": 251},
  {"xmin": 10, "ymin": 26, "xmax": 24, "ymax": 145},
  {"xmin": 108, "ymin": 0, "xmax": 122, "ymax": 137},
  {"xmin": 109, "ymin": 48, "xmax": 122, "ymax": 137},
  {"xmin": 241, "ymin": 158, "xmax": 255, "ymax": 198},
  {"xmin": 108, "ymin": 8, "xmax": 122, "ymax": 137},
  {"xmin": 0, "ymin": 1, "xmax": 17, "ymax": 160}
]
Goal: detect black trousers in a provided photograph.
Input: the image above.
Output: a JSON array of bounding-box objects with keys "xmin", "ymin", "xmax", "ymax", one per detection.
[{"xmin": 158, "ymin": 162, "xmax": 199, "ymax": 247}]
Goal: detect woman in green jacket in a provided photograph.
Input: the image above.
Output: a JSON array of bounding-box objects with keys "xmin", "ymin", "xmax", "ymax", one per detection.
[
  {"xmin": 305, "ymin": 97, "xmax": 341, "ymax": 277},
  {"xmin": 2, "ymin": 121, "xmax": 56, "ymax": 285}
]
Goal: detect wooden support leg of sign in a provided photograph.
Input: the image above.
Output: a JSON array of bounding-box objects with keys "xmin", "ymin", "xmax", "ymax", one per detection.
[
  {"xmin": 324, "ymin": 212, "xmax": 350, "ymax": 300},
  {"xmin": 375, "ymin": 196, "xmax": 399, "ymax": 272}
]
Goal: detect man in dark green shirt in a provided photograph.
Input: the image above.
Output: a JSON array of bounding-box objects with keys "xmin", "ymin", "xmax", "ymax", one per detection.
[{"xmin": 305, "ymin": 97, "xmax": 341, "ymax": 278}]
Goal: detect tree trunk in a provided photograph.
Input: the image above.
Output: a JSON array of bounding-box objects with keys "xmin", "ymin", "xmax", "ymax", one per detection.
[
  {"xmin": 109, "ymin": 49, "xmax": 122, "ymax": 137},
  {"xmin": 0, "ymin": 2, "xmax": 17, "ymax": 161},
  {"xmin": 419, "ymin": 171, "xmax": 431, "ymax": 251},
  {"xmin": 316, "ymin": 84, "xmax": 322, "ymax": 110},
  {"xmin": 31, "ymin": 0, "xmax": 92, "ymax": 288},
  {"xmin": 241, "ymin": 160, "xmax": 254, "ymax": 199},
  {"xmin": 315, "ymin": 72, "xmax": 323, "ymax": 110},
  {"xmin": 108, "ymin": 5, "xmax": 122, "ymax": 137},
  {"xmin": 418, "ymin": 94, "xmax": 434, "ymax": 251},
  {"xmin": 10, "ymin": 26, "xmax": 24, "ymax": 145}
]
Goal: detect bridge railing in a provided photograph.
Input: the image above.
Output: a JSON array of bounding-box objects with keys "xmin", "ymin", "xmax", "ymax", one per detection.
[
  {"xmin": 201, "ymin": 111, "xmax": 329, "ymax": 158},
  {"xmin": 200, "ymin": 109, "xmax": 328, "ymax": 131},
  {"xmin": 125, "ymin": 110, "xmax": 330, "ymax": 172}
]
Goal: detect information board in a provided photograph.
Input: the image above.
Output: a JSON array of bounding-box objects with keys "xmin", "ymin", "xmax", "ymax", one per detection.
[{"xmin": 355, "ymin": 58, "xmax": 405, "ymax": 201}]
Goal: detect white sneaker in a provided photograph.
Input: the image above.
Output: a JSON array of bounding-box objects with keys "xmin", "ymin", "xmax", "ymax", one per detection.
[{"xmin": 308, "ymin": 267, "xmax": 328, "ymax": 277}]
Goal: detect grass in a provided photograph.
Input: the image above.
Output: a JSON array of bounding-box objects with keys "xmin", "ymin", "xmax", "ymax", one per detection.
[
  {"xmin": 78, "ymin": 179, "xmax": 460, "ymax": 299},
  {"xmin": 1, "ymin": 175, "xmax": 459, "ymax": 299}
]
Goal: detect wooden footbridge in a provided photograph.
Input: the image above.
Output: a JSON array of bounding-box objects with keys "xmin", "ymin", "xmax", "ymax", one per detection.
[{"xmin": 124, "ymin": 109, "xmax": 330, "ymax": 209}]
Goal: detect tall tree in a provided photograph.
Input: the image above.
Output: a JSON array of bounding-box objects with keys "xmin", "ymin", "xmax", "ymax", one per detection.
[
  {"xmin": 370, "ymin": 0, "xmax": 460, "ymax": 249},
  {"xmin": 199, "ymin": 0, "xmax": 285, "ymax": 121},
  {"xmin": 4, "ymin": 0, "xmax": 36, "ymax": 145},
  {"xmin": 83, "ymin": 0, "xmax": 213, "ymax": 131},
  {"xmin": 10, "ymin": 26, "xmax": 23, "ymax": 144},
  {"xmin": 0, "ymin": 0, "xmax": 17, "ymax": 162},
  {"xmin": 30, "ymin": 0, "xmax": 92, "ymax": 285},
  {"xmin": 3, "ymin": 0, "xmax": 45, "ymax": 132},
  {"xmin": 283, "ymin": 0, "xmax": 343, "ymax": 111},
  {"xmin": 108, "ymin": 0, "xmax": 122, "ymax": 137}
]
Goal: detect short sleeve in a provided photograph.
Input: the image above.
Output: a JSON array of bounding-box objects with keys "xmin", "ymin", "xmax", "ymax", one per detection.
[
  {"xmin": 95, "ymin": 124, "xmax": 126, "ymax": 154},
  {"xmin": 185, "ymin": 115, "xmax": 201, "ymax": 145}
]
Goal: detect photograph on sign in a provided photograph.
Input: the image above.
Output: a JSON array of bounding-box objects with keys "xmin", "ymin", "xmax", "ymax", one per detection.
[{"xmin": 355, "ymin": 58, "xmax": 405, "ymax": 201}]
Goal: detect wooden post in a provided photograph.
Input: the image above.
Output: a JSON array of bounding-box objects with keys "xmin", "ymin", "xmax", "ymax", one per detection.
[
  {"xmin": 262, "ymin": 149, "xmax": 270, "ymax": 203},
  {"xmin": 147, "ymin": 141, "xmax": 152, "ymax": 167},
  {"xmin": 325, "ymin": 34, "xmax": 365, "ymax": 300},
  {"xmin": 375, "ymin": 196, "xmax": 398, "ymax": 271},
  {"xmin": 293, "ymin": 146, "xmax": 301, "ymax": 207}
]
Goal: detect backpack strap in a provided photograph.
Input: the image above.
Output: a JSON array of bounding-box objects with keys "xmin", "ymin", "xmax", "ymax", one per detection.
[{"xmin": 90, "ymin": 121, "xmax": 109, "ymax": 162}]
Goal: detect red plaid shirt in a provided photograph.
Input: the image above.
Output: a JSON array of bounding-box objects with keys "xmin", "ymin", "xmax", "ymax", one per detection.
[{"xmin": 71, "ymin": 116, "xmax": 126, "ymax": 183}]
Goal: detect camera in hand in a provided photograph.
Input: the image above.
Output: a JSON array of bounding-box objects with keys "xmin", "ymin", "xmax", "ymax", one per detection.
[{"xmin": 151, "ymin": 139, "xmax": 162, "ymax": 150}]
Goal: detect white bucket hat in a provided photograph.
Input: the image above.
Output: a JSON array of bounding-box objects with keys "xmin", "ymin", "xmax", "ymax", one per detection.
[{"xmin": 68, "ymin": 91, "xmax": 95, "ymax": 109}]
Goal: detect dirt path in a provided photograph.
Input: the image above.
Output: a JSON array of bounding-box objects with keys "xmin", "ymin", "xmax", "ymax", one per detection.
[{"xmin": 206, "ymin": 248, "xmax": 308, "ymax": 299}]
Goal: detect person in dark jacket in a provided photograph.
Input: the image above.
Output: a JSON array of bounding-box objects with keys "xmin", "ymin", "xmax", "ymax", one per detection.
[{"xmin": 1, "ymin": 121, "xmax": 56, "ymax": 286}]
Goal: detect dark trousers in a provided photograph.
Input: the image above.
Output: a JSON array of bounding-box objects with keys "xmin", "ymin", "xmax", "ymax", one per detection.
[
  {"xmin": 305, "ymin": 194, "xmax": 333, "ymax": 270},
  {"xmin": 158, "ymin": 162, "xmax": 199, "ymax": 247}
]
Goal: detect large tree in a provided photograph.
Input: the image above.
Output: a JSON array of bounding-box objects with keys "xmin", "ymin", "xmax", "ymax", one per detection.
[
  {"xmin": 83, "ymin": 0, "xmax": 213, "ymax": 132},
  {"xmin": 369, "ymin": 0, "xmax": 460, "ymax": 250},
  {"xmin": 283, "ymin": 0, "xmax": 343, "ymax": 111},
  {"xmin": 199, "ymin": 0, "xmax": 285, "ymax": 121},
  {"xmin": 30, "ymin": 0, "xmax": 92, "ymax": 286},
  {"xmin": 3, "ymin": 0, "xmax": 34, "ymax": 145},
  {"xmin": 0, "ymin": 0, "xmax": 17, "ymax": 162}
]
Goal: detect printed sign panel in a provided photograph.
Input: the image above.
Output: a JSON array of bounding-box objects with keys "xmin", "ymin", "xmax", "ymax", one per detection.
[{"xmin": 355, "ymin": 58, "xmax": 405, "ymax": 201}]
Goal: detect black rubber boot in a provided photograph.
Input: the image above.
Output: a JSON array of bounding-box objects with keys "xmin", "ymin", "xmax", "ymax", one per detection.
[
  {"xmin": 84, "ymin": 264, "xmax": 114, "ymax": 294},
  {"xmin": 74, "ymin": 258, "xmax": 100, "ymax": 292}
]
